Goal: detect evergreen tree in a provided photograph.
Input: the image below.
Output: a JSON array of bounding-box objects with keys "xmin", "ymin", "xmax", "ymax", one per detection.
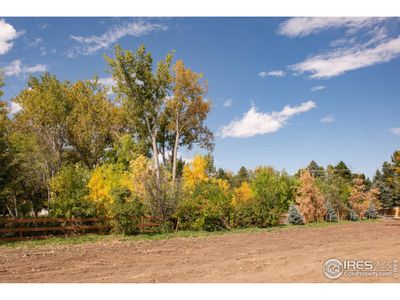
[
  {"xmin": 372, "ymin": 170, "xmax": 393, "ymax": 209},
  {"xmin": 325, "ymin": 202, "xmax": 338, "ymax": 222},
  {"xmin": 349, "ymin": 210, "xmax": 359, "ymax": 221},
  {"xmin": 334, "ymin": 161, "xmax": 352, "ymax": 180},
  {"xmin": 235, "ymin": 166, "xmax": 250, "ymax": 186},
  {"xmin": 288, "ymin": 204, "xmax": 304, "ymax": 225},
  {"xmin": 307, "ymin": 160, "xmax": 324, "ymax": 179},
  {"xmin": 364, "ymin": 203, "xmax": 379, "ymax": 219}
]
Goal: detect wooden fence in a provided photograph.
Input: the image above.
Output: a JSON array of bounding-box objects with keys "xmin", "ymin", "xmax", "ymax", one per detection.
[
  {"xmin": 0, "ymin": 216, "xmax": 164, "ymax": 242},
  {"xmin": 0, "ymin": 217, "xmax": 109, "ymax": 242}
]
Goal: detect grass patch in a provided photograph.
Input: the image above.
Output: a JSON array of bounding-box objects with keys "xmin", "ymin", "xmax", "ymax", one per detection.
[{"xmin": 0, "ymin": 219, "xmax": 381, "ymax": 249}]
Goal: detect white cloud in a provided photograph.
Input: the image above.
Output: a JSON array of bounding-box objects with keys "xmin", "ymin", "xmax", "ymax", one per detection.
[
  {"xmin": 3, "ymin": 60, "xmax": 47, "ymax": 77},
  {"xmin": 0, "ymin": 19, "xmax": 22, "ymax": 55},
  {"xmin": 277, "ymin": 17, "xmax": 386, "ymax": 38},
  {"xmin": 70, "ymin": 20, "xmax": 167, "ymax": 56},
  {"xmin": 258, "ymin": 70, "xmax": 286, "ymax": 78},
  {"xmin": 9, "ymin": 101, "xmax": 22, "ymax": 115},
  {"xmin": 97, "ymin": 77, "xmax": 116, "ymax": 95},
  {"xmin": 290, "ymin": 37, "xmax": 400, "ymax": 79},
  {"xmin": 389, "ymin": 128, "xmax": 400, "ymax": 135},
  {"xmin": 321, "ymin": 115, "xmax": 335, "ymax": 123},
  {"xmin": 219, "ymin": 100, "xmax": 316, "ymax": 138},
  {"xmin": 311, "ymin": 85, "xmax": 326, "ymax": 91},
  {"xmin": 223, "ymin": 99, "xmax": 233, "ymax": 107}
]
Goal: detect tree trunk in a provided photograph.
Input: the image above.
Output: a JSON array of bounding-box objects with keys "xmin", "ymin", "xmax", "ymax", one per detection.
[
  {"xmin": 151, "ymin": 133, "xmax": 160, "ymax": 181},
  {"xmin": 13, "ymin": 195, "xmax": 18, "ymax": 218},
  {"xmin": 172, "ymin": 130, "xmax": 180, "ymax": 182}
]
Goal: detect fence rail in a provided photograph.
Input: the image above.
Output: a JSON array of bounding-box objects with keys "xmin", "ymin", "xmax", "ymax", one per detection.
[
  {"xmin": 0, "ymin": 217, "xmax": 109, "ymax": 242},
  {"xmin": 0, "ymin": 216, "xmax": 164, "ymax": 242}
]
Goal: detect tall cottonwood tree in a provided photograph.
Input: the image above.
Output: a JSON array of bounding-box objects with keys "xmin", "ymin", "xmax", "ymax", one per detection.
[
  {"xmin": 14, "ymin": 75, "xmax": 119, "ymax": 170},
  {"xmin": 105, "ymin": 44, "xmax": 173, "ymax": 181},
  {"xmin": 166, "ymin": 60, "xmax": 213, "ymax": 181},
  {"xmin": 13, "ymin": 74, "xmax": 69, "ymax": 177},
  {"xmin": 65, "ymin": 79, "xmax": 121, "ymax": 168}
]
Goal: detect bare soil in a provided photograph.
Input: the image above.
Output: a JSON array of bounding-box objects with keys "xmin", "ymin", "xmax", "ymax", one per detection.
[{"xmin": 1, "ymin": 220, "xmax": 399, "ymax": 283}]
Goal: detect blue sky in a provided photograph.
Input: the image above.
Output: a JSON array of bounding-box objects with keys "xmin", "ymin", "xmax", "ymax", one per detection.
[{"xmin": 1, "ymin": 17, "xmax": 400, "ymax": 177}]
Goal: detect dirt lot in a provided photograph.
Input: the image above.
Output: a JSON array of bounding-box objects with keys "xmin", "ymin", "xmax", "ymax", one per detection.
[{"xmin": 1, "ymin": 220, "xmax": 399, "ymax": 283}]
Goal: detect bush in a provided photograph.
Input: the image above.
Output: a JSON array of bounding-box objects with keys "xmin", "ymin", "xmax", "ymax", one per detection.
[
  {"xmin": 50, "ymin": 164, "xmax": 96, "ymax": 218},
  {"xmin": 288, "ymin": 204, "xmax": 304, "ymax": 225},
  {"xmin": 144, "ymin": 168, "xmax": 180, "ymax": 231},
  {"xmin": 176, "ymin": 181, "xmax": 231, "ymax": 231},
  {"xmin": 325, "ymin": 202, "xmax": 338, "ymax": 222},
  {"xmin": 349, "ymin": 210, "xmax": 359, "ymax": 221},
  {"xmin": 110, "ymin": 187, "xmax": 145, "ymax": 235},
  {"xmin": 237, "ymin": 167, "xmax": 294, "ymax": 228},
  {"xmin": 364, "ymin": 203, "xmax": 379, "ymax": 219}
]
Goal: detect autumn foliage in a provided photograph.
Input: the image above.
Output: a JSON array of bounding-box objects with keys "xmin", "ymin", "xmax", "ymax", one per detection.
[{"xmin": 296, "ymin": 170, "xmax": 326, "ymax": 223}]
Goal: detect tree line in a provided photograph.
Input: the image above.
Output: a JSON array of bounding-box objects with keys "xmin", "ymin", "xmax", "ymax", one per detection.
[{"xmin": 1, "ymin": 44, "xmax": 399, "ymax": 234}]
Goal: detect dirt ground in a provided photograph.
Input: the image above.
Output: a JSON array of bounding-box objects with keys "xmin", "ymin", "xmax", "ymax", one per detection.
[{"xmin": 1, "ymin": 220, "xmax": 399, "ymax": 283}]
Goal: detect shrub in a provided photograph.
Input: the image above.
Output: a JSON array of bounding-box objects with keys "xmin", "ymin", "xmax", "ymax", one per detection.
[
  {"xmin": 240, "ymin": 167, "xmax": 294, "ymax": 227},
  {"xmin": 349, "ymin": 210, "xmax": 359, "ymax": 221},
  {"xmin": 50, "ymin": 164, "xmax": 96, "ymax": 218},
  {"xmin": 364, "ymin": 203, "xmax": 379, "ymax": 219},
  {"xmin": 325, "ymin": 202, "xmax": 338, "ymax": 222},
  {"xmin": 288, "ymin": 204, "xmax": 304, "ymax": 225},
  {"xmin": 144, "ymin": 168, "xmax": 180, "ymax": 231},
  {"xmin": 110, "ymin": 187, "xmax": 145, "ymax": 235},
  {"xmin": 176, "ymin": 180, "xmax": 231, "ymax": 231}
]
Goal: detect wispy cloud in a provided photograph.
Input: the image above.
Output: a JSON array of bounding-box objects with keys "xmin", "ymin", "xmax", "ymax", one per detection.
[
  {"xmin": 290, "ymin": 36, "xmax": 400, "ymax": 79},
  {"xmin": 0, "ymin": 19, "xmax": 23, "ymax": 55},
  {"xmin": 29, "ymin": 38, "xmax": 43, "ymax": 47},
  {"xmin": 70, "ymin": 20, "xmax": 168, "ymax": 56},
  {"xmin": 389, "ymin": 128, "xmax": 400, "ymax": 135},
  {"xmin": 258, "ymin": 70, "xmax": 286, "ymax": 78},
  {"xmin": 3, "ymin": 60, "xmax": 47, "ymax": 77},
  {"xmin": 311, "ymin": 85, "xmax": 326, "ymax": 91},
  {"xmin": 321, "ymin": 115, "xmax": 335, "ymax": 123},
  {"xmin": 277, "ymin": 17, "xmax": 386, "ymax": 38},
  {"xmin": 223, "ymin": 99, "xmax": 233, "ymax": 107},
  {"xmin": 219, "ymin": 100, "xmax": 316, "ymax": 138}
]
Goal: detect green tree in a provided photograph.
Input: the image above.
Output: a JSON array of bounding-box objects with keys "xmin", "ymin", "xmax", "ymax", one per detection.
[
  {"xmin": 249, "ymin": 167, "xmax": 295, "ymax": 226},
  {"xmin": 334, "ymin": 161, "xmax": 352, "ymax": 181},
  {"xmin": 64, "ymin": 79, "xmax": 121, "ymax": 168},
  {"xmin": 105, "ymin": 44, "xmax": 173, "ymax": 181},
  {"xmin": 235, "ymin": 166, "xmax": 250, "ymax": 187},
  {"xmin": 50, "ymin": 163, "xmax": 95, "ymax": 218},
  {"xmin": 307, "ymin": 160, "xmax": 325, "ymax": 179}
]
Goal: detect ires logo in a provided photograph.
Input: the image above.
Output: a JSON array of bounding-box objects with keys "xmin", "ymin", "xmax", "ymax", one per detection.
[
  {"xmin": 323, "ymin": 259, "xmax": 374, "ymax": 279},
  {"xmin": 343, "ymin": 260, "xmax": 373, "ymax": 270}
]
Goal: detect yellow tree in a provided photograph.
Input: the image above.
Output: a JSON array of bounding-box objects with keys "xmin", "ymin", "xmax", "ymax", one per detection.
[
  {"xmin": 182, "ymin": 154, "xmax": 209, "ymax": 189},
  {"xmin": 167, "ymin": 60, "xmax": 213, "ymax": 182},
  {"xmin": 296, "ymin": 170, "xmax": 326, "ymax": 223},
  {"xmin": 231, "ymin": 182, "xmax": 253, "ymax": 207}
]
